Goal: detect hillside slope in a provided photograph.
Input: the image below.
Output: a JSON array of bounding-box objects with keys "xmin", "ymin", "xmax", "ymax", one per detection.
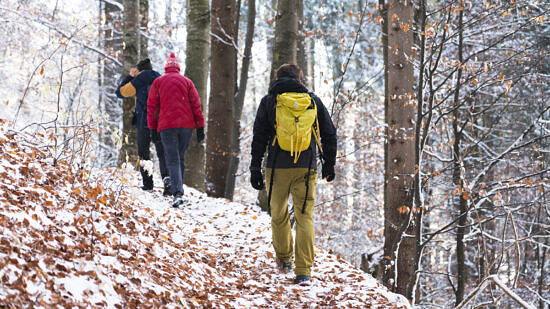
[{"xmin": 0, "ymin": 124, "xmax": 409, "ymax": 308}]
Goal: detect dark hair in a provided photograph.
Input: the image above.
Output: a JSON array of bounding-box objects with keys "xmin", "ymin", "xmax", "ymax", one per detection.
[
  {"xmin": 137, "ymin": 58, "xmax": 152, "ymax": 71},
  {"xmin": 276, "ymin": 63, "xmax": 303, "ymax": 80}
]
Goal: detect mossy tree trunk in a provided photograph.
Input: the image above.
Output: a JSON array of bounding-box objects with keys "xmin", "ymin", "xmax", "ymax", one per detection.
[
  {"xmin": 119, "ymin": 0, "xmax": 139, "ymax": 166},
  {"xmin": 269, "ymin": 0, "xmax": 298, "ymax": 81},
  {"xmin": 259, "ymin": 0, "xmax": 299, "ymax": 210},
  {"xmin": 184, "ymin": 0, "xmax": 210, "ymax": 192}
]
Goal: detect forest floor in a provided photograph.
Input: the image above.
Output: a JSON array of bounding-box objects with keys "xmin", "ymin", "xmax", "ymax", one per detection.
[{"xmin": 0, "ymin": 121, "xmax": 409, "ymax": 308}]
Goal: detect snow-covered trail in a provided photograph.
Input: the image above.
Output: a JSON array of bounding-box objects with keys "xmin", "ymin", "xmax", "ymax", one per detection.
[
  {"xmin": 0, "ymin": 124, "xmax": 409, "ymax": 308},
  {"xmin": 118, "ymin": 170, "xmax": 410, "ymax": 308}
]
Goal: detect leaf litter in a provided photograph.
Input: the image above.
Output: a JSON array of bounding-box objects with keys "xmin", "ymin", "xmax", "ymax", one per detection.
[{"xmin": 0, "ymin": 123, "xmax": 409, "ymax": 308}]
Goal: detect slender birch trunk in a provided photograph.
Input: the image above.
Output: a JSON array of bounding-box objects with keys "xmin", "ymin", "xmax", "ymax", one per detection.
[{"xmin": 453, "ymin": 9, "xmax": 467, "ymax": 306}]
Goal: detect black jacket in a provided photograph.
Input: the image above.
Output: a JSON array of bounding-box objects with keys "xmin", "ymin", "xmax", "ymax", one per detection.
[
  {"xmin": 116, "ymin": 70, "xmax": 161, "ymax": 129},
  {"xmin": 250, "ymin": 77, "xmax": 337, "ymax": 170}
]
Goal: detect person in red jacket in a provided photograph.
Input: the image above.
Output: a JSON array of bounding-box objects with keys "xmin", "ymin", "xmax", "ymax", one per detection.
[{"xmin": 147, "ymin": 52, "xmax": 205, "ymax": 207}]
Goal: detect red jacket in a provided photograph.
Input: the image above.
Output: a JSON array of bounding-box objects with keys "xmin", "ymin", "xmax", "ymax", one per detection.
[{"xmin": 147, "ymin": 67, "xmax": 205, "ymax": 131}]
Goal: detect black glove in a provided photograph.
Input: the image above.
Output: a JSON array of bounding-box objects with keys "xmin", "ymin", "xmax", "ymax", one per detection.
[
  {"xmin": 196, "ymin": 127, "xmax": 205, "ymax": 143},
  {"xmin": 250, "ymin": 170, "xmax": 264, "ymax": 190},
  {"xmin": 322, "ymin": 164, "xmax": 335, "ymax": 182}
]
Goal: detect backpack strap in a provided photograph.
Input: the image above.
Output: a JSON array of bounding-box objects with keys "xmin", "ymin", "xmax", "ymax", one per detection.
[
  {"xmin": 267, "ymin": 94, "xmax": 279, "ymax": 217},
  {"xmin": 312, "ymin": 116, "xmax": 323, "ymax": 153},
  {"xmin": 309, "ymin": 95, "xmax": 325, "ymax": 163},
  {"xmin": 270, "ymin": 94, "xmax": 278, "ymax": 147},
  {"xmin": 301, "ymin": 150, "xmax": 314, "ymax": 214},
  {"xmin": 302, "ymin": 94, "xmax": 320, "ymax": 214},
  {"xmin": 267, "ymin": 147, "xmax": 279, "ymax": 217}
]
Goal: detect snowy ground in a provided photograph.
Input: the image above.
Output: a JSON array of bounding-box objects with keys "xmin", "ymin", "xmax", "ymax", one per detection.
[{"xmin": 0, "ymin": 122, "xmax": 409, "ymax": 308}]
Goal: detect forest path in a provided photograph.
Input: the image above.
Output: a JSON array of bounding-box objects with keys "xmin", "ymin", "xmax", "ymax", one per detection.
[{"xmin": 0, "ymin": 123, "xmax": 409, "ymax": 308}]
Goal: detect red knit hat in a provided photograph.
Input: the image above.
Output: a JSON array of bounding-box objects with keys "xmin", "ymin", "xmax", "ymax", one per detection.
[{"xmin": 165, "ymin": 52, "xmax": 180, "ymax": 71}]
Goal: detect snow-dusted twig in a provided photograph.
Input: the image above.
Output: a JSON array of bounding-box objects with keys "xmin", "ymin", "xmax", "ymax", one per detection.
[
  {"xmin": 14, "ymin": 44, "xmax": 63, "ymax": 127},
  {"xmin": 331, "ymin": 1, "xmax": 370, "ymax": 126},
  {"xmin": 509, "ymin": 214, "xmax": 521, "ymax": 289},
  {"xmin": 102, "ymin": 0, "xmax": 123, "ymax": 10},
  {"xmin": 210, "ymin": 17, "xmax": 243, "ymax": 58},
  {"xmin": 0, "ymin": 6, "xmax": 122, "ymax": 66},
  {"xmin": 455, "ymin": 275, "xmax": 536, "ymax": 309},
  {"xmin": 468, "ymin": 105, "xmax": 550, "ymax": 191}
]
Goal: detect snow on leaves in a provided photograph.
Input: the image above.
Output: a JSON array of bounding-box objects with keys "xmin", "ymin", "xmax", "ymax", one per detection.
[{"xmin": 0, "ymin": 123, "xmax": 409, "ymax": 308}]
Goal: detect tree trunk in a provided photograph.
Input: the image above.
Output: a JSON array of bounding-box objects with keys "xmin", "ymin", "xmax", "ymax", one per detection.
[
  {"xmin": 269, "ymin": 0, "xmax": 298, "ymax": 81},
  {"xmin": 296, "ymin": 0, "xmax": 307, "ymax": 78},
  {"xmin": 258, "ymin": 0, "xmax": 299, "ymax": 210},
  {"xmin": 309, "ymin": 40, "xmax": 315, "ymax": 92},
  {"xmin": 99, "ymin": 0, "xmax": 123, "ymax": 167},
  {"xmin": 227, "ymin": 0, "xmax": 241, "ymax": 199},
  {"xmin": 98, "ymin": 0, "xmax": 103, "ymax": 163},
  {"xmin": 226, "ymin": 0, "xmax": 256, "ymax": 199},
  {"xmin": 538, "ymin": 245, "xmax": 547, "ymax": 309},
  {"xmin": 165, "ymin": 0, "xmax": 172, "ymax": 26},
  {"xmin": 139, "ymin": 0, "xmax": 148, "ymax": 59},
  {"xmin": 410, "ymin": 0, "xmax": 426, "ymax": 302},
  {"xmin": 537, "ymin": 183, "xmax": 548, "ymax": 309},
  {"xmin": 381, "ymin": 0, "xmax": 417, "ymax": 299},
  {"xmin": 453, "ymin": 8, "xmax": 466, "ymax": 306},
  {"xmin": 165, "ymin": 0, "xmax": 174, "ymax": 50},
  {"xmin": 119, "ymin": 0, "xmax": 139, "ymax": 166},
  {"xmin": 184, "ymin": 0, "xmax": 210, "ymax": 192},
  {"xmin": 206, "ymin": 0, "xmax": 236, "ymax": 197},
  {"xmin": 330, "ymin": 45, "xmax": 344, "ymax": 207},
  {"xmin": 266, "ymin": 0, "xmax": 277, "ymax": 66},
  {"xmin": 234, "ymin": 0, "xmax": 242, "ymax": 97}
]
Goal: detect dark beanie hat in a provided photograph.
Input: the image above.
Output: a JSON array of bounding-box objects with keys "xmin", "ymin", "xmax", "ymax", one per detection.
[{"xmin": 137, "ymin": 58, "xmax": 152, "ymax": 71}]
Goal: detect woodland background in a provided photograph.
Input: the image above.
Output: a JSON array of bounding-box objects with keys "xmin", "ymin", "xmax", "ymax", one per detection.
[{"xmin": 0, "ymin": 0, "xmax": 548, "ymax": 307}]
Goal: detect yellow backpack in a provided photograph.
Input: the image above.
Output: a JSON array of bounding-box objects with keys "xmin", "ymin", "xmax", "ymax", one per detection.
[{"xmin": 272, "ymin": 92, "xmax": 323, "ymax": 163}]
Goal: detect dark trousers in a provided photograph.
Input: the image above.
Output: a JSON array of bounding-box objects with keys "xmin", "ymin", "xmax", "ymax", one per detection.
[
  {"xmin": 137, "ymin": 126, "xmax": 168, "ymax": 187},
  {"xmin": 160, "ymin": 128, "xmax": 193, "ymax": 195}
]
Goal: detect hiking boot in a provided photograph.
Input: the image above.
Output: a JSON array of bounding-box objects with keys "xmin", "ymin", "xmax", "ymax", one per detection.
[
  {"xmin": 295, "ymin": 275, "xmax": 310, "ymax": 286},
  {"xmin": 172, "ymin": 192, "xmax": 184, "ymax": 208},
  {"xmin": 276, "ymin": 259, "xmax": 292, "ymax": 273},
  {"xmin": 162, "ymin": 177, "xmax": 171, "ymax": 196},
  {"xmin": 141, "ymin": 184, "xmax": 154, "ymax": 191}
]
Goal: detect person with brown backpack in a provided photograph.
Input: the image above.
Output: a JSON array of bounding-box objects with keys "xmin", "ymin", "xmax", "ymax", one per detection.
[{"xmin": 116, "ymin": 58, "xmax": 170, "ymax": 195}]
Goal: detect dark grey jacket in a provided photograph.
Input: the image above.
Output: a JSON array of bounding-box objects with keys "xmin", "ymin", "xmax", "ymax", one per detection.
[{"xmin": 115, "ymin": 70, "xmax": 161, "ymax": 129}]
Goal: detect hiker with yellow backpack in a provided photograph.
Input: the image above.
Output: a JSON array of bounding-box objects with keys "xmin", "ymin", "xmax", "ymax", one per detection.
[{"xmin": 250, "ymin": 63, "xmax": 337, "ymax": 285}]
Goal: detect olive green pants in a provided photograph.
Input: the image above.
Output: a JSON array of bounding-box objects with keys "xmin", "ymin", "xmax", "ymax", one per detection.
[{"xmin": 266, "ymin": 168, "xmax": 316, "ymax": 276}]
